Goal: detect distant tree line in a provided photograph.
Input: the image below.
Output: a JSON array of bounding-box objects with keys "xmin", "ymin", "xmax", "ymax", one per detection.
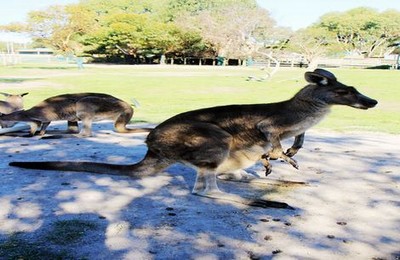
[
  {"xmin": 1, "ymin": 0, "xmax": 399, "ymax": 65},
  {"xmin": 290, "ymin": 7, "xmax": 400, "ymax": 65}
]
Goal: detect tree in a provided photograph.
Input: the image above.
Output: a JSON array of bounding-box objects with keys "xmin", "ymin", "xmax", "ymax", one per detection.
[
  {"xmin": 0, "ymin": 22, "xmax": 27, "ymax": 33},
  {"xmin": 288, "ymin": 26, "xmax": 334, "ymax": 65},
  {"xmin": 10, "ymin": 4, "xmax": 95, "ymax": 55},
  {"xmin": 317, "ymin": 7, "xmax": 400, "ymax": 57},
  {"xmin": 163, "ymin": 0, "xmax": 254, "ymax": 20},
  {"xmin": 173, "ymin": 0, "xmax": 280, "ymax": 63},
  {"xmin": 75, "ymin": 0, "xmax": 208, "ymax": 62},
  {"xmin": 1, "ymin": 0, "xmax": 284, "ymax": 64},
  {"xmin": 80, "ymin": 0, "xmax": 166, "ymax": 15},
  {"xmin": 82, "ymin": 12, "xmax": 204, "ymax": 63}
]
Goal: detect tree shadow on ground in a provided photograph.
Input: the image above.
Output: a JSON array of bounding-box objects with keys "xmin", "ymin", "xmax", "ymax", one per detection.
[{"xmin": 0, "ymin": 124, "xmax": 399, "ymax": 259}]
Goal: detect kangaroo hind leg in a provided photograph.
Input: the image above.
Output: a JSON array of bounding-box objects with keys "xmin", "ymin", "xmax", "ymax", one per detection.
[
  {"xmin": 194, "ymin": 168, "xmax": 293, "ymax": 209},
  {"xmin": 114, "ymin": 108, "xmax": 152, "ymax": 133},
  {"xmin": 114, "ymin": 109, "xmax": 133, "ymax": 133},
  {"xmin": 217, "ymin": 169, "xmax": 257, "ymax": 182},
  {"xmin": 149, "ymin": 122, "xmax": 292, "ymax": 209},
  {"xmin": 75, "ymin": 110, "xmax": 94, "ymax": 137}
]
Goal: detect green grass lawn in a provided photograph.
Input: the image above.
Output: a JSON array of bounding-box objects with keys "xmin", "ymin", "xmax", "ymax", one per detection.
[{"xmin": 1, "ymin": 63, "xmax": 399, "ymax": 134}]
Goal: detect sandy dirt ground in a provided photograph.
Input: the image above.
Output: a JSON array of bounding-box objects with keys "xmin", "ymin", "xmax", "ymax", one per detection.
[{"xmin": 0, "ymin": 122, "xmax": 399, "ymax": 259}]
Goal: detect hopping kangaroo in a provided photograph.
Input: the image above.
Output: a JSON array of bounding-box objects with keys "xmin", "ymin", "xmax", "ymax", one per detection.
[
  {"xmin": 0, "ymin": 92, "xmax": 28, "ymax": 128},
  {"xmin": 0, "ymin": 92, "xmax": 152, "ymax": 136},
  {"xmin": 10, "ymin": 69, "xmax": 377, "ymax": 209}
]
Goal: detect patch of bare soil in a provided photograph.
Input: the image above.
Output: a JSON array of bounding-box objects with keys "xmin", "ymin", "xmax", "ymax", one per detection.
[{"xmin": 0, "ymin": 124, "xmax": 399, "ymax": 259}]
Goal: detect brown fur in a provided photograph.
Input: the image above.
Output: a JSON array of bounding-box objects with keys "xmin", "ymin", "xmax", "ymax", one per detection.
[
  {"xmin": 0, "ymin": 93, "xmax": 151, "ymax": 136},
  {"xmin": 9, "ymin": 69, "xmax": 378, "ymax": 209},
  {"xmin": 0, "ymin": 92, "xmax": 28, "ymax": 128}
]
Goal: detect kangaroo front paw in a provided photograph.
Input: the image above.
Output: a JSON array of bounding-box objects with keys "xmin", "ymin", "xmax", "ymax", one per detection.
[
  {"xmin": 285, "ymin": 147, "xmax": 299, "ymax": 157},
  {"xmin": 265, "ymin": 164, "xmax": 272, "ymax": 176},
  {"xmin": 281, "ymin": 154, "xmax": 299, "ymax": 170},
  {"xmin": 264, "ymin": 151, "xmax": 299, "ymax": 170},
  {"xmin": 287, "ymin": 157, "xmax": 299, "ymax": 169}
]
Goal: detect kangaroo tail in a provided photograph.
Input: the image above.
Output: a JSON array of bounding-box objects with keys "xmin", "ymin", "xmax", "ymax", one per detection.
[
  {"xmin": 122, "ymin": 127, "xmax": 153, "ymax": 133},
  {"xmin": 9, "ymin": 151, "xmax": 168, "ymax": 177},
  {"xmin": 9, "ymin": 158, "xmax": 162, "ymax": 178}
]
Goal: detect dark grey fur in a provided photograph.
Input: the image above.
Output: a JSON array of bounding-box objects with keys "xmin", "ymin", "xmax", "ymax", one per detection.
[{"xmin": 9, "ymin": 69, "xmax": 377, "ymax": 209}]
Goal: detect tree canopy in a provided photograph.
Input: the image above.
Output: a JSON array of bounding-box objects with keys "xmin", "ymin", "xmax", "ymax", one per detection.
[
  {"xmin": 313, "ymin": 7, "xmax": 400, "ymax": 57},
  {"xmin": 0, "ymin": 0, "xmax": 281, "ymax": 63},
  {"xmin": 1, "ymin": 1, "xmax": 399, "ymax": 63}
]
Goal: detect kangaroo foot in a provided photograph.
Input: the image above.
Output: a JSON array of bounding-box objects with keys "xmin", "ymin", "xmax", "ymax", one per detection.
[
  {"xmin": 263, "ymin": 151, "xmax": 299, "ymax": 170},
  {"xmin": 283, "ymin": 155, "xmax": 299, "ymax": 170},
  {"xmin": 285, "ymin": 147, "xmax": 300, "ymax": 157},
  {"xmin": 193, "ymin": 190, "xmax": 294, "ymax": 209}
]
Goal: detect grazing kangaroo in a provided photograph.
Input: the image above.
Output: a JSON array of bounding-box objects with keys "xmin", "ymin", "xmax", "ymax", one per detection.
[
  {"xmin": 0, "ymin": 92, "xmax": 29, "ymax": 128},
  {"xmin": 9, "ymin": 69, "xmax": 377, "ymax": 209},
  {"xmin": 0, "ymin": 92, "xmax": 152, "ymax": 137}
]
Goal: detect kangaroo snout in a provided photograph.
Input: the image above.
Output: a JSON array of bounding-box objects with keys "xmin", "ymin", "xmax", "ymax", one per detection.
[{"xmin": 353, "ymin": 93, "xmax": 378, "ymax": 110}]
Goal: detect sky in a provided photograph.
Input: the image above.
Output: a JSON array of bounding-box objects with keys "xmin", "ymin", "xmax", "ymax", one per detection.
[
  {"xmin": 0, "ymin": 0, "xmax": 80, "ymax": 43},
  {"xmin": 257, "ymin": 0, "xmax": 400, "ymax": 30},
  {"xmin": 0, "ymin": 0, "xmax": 399, "ymax": 42}
]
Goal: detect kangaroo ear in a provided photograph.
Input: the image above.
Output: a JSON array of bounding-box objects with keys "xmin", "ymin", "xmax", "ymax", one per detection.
[
  {"xmin": 20, "ymin": 93, "xmax": 29, "ymax": 97},
  {"xmin": 304, "ymin": 72, "xmax": 329, "ymax": 86},
  {"xmin": 305, "ymin": 69, "xmax": 337, "ymax": 86},
  {"xmin": 0, "ymin": 92, "xmax": 11, "ymax": 97}
]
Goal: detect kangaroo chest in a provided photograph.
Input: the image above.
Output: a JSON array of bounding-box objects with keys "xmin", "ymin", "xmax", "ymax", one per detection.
[{"xmin": 279, "ymin": 108, "xmax": 330, "ymax": 139}]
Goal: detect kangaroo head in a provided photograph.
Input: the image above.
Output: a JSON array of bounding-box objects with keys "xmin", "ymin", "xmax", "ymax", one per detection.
[
  {"xmin": 304, "ymin": 69, "xmax": 377, "ymax": 109},
  {"xmin": 0, "ymin": 92, "xmax": 29, "ymax": 109}
]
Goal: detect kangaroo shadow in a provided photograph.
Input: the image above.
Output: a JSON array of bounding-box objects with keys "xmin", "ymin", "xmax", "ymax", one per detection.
[
  {"xmin": 0, "ymin": 125, "xmax": 399, "ymax": 259},
  {"xmin": 0, "ymin": 122, "xmax": 300, "ymax": 259}
]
